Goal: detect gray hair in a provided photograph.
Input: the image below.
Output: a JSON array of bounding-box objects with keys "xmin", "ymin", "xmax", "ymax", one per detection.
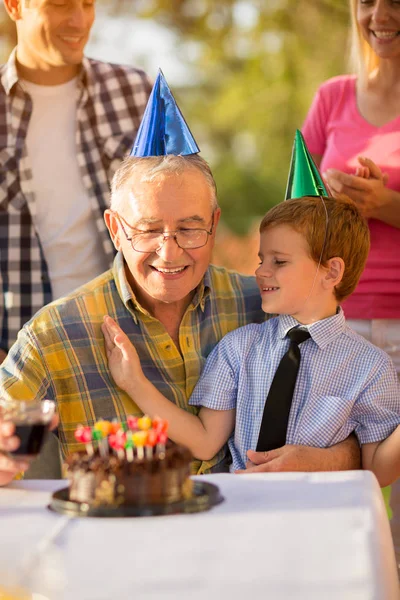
[{"xmin": 110, "ymin": 154, "xmax": 219, "ymax": 213}]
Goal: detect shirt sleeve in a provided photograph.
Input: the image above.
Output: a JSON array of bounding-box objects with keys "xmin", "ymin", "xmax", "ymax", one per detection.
[
  {"xmin": 189, "ymin": 332, "xmax": 240, "ymax": 411},
  {"xmin": 349, "ymin": 355, "xmax": 400, "ymax": 445},
  {"xmin": 0, "ymin": 326, "xmax": 51, "ymax": 403},
  {"xmin": 302, "ymin": 82, "xmax": 331, "ymax": 157}
]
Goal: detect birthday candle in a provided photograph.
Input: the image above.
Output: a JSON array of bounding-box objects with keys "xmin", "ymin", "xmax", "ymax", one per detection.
[
  {"xmin": 127, "ymin": 415, "xmax": 139, "ymax": 431},
  {"xmin": 156, "ymin": 431, "xmax": 168, "ymax": 459},
  {"xmin": 132, "ymin": 430, "xmax": 148, "ymax": 460},
  {"xmin": 109, "ymin": 431, "xmax": 126, "ymax": 460},
  {"xmin": 92, "ymin": 428, "xmax": 108, "ymax": 458},
  {"xmin": 137, "ymin": 415, "xmax": 152, "ymax": 431},
  {"xmin": 74, "ymin": 425, "xmax": 94, "ymax": 456},
  {"xmin": 145, "ymin": 428, "xmax": 158, "ymax": 460},
  {"xmin": 109, "ymin": 419, "xmax": 121, "ymax": 435},
  {"xmin": 125, "ymin": 434, "xmax": 135, "ymax": 462},
  {"xmin": 153, "ymin": 416, "xmax": 169, "ymax": 434},
  {"xmin": 94, "ymin": 420, "xmax": 112, "ymax": 437}
]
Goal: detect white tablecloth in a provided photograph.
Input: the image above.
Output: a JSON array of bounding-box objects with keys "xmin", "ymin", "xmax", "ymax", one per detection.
[{"xmin": 0, "ymin": 471, "xmax": 398, "ymax": 599}]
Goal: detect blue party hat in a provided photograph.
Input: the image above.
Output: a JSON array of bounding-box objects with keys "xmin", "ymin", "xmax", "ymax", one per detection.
[{"xmin": 130, "ymin": 70, "xmax": 200, "ymax": 157}]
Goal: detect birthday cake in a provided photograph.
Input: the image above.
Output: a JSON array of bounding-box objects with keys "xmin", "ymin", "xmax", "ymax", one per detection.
[{"xmin": 65, "ymin": 416, "xmax": 193, "ymax": 507}]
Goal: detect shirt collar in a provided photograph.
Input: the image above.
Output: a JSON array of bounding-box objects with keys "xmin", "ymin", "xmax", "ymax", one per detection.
[
  {"xmin": 276, "ymin": 307, "xmax": 345, "ymax": 349},
  {"xmin": 1, "ymin": 48, "xmax": 19, "ymax": 94},
  {"xmin": 112, "ymin": 252, "xmax": 212, "ymax": 321},
  {"xmin": 191, "ymin": 268, "xmax": 211, "ymax": 311},
  {"xmin": 1, "ymin": 48, "xmax": 90, "ymax": 96}
]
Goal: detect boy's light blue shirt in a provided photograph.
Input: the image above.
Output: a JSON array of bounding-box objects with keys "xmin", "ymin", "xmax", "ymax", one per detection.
[{"xmin": 189, "ymin": 308, "xmax": 400, "ymax": 471}]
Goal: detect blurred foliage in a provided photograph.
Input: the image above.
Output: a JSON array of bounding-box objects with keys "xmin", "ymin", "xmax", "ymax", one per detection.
[
  {"xmin": 0, "ymin": 0, "xmax": 350, "ymax": 233},
  {"xmin": 121, "ymin": 0, "xmax": 350, "ymax": 232}
]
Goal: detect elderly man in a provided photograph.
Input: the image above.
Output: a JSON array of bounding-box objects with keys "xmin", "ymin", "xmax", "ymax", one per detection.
[{"xmin": 0, "ymin": 73, "xmax": 360, "ymax": 485}]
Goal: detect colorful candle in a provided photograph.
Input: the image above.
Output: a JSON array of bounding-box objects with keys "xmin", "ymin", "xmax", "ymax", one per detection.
[
  {"xmin": 137, "ymin": 415, "xmax": 152, "ymax": 431},
  {"xmin": 132, "ymin": 431, "xmax": 148, "ymax": 460}
]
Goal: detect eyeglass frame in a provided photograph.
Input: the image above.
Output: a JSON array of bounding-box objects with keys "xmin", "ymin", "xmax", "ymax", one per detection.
[{"xmin": 113, "ymin": 210, "xmax": 216, "ymax": 253}]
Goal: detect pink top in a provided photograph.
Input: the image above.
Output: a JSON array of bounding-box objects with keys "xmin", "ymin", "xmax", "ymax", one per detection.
[{"xmin": 302, "ymin": 74, "xmax": 400, "ymax": 319}]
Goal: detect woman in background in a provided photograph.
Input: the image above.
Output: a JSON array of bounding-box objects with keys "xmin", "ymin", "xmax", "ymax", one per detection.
[{"xmin": 302, "ymin": 0, "xmax": 400, "ymax": 573}]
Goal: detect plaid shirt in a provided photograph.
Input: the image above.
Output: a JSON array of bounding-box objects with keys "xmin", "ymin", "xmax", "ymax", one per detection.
[
  {"xmin": 190, "ymin": 309, "xmax": 400, "ymax": 471},
  {"xmin": 0, "ymin": 49, "xmax": 151, "ymax": 351},
  {"xmin": 0, "ymin": 253, "xmax": 265, "ymax": 474}
]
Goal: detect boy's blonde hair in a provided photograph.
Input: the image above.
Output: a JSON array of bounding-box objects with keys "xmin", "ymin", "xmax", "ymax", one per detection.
[{"xmin": 259, "ymin": 196, "xmax": 370, "ymax": 303}]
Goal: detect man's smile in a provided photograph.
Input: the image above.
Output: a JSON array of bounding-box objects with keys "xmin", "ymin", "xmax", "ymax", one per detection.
[{"xmin": 150, "ymin": 265, "xmax": 189, "ymax": 275}]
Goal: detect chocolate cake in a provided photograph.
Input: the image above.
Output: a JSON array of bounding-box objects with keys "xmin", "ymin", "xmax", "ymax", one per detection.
[{"xmin": 65, "ymin": 432, "xmax": 193, "ymax": 507}]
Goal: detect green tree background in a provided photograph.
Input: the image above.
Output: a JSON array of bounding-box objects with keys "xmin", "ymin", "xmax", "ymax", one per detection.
[{"xmin": 0, "ymin": 1, "xmax": 350, "ymax": 268}]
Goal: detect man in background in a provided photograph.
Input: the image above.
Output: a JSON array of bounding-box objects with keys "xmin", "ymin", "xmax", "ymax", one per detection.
[
  {"xmin": 0, "ymin": 0, "xmax": 150, "ymax": 476},
  {"xmin": 0, "ymin": 0, "xmax": 151, "ymax": 360}
]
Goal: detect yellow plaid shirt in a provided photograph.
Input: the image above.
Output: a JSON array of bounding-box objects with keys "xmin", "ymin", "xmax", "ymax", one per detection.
[{"xmin": 0, "ymin": 253, "xmax": 264, "ymax": 473}]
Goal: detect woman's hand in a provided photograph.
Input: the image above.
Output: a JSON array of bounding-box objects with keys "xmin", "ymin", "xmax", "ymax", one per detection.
[
  {"xmin": 0, "ymin": 412, "xmax": 58, "ymax": 487},
  {"xmin": 101, "ymin": 315, "xmax": 144, "ymax": 394},
  {"xmin": 0, "ymin": 418, "xmax": 30, "ymax": 486},
  {"xmin": 324, "ymin": 156, "xmax": 390, "ymax": 219}
]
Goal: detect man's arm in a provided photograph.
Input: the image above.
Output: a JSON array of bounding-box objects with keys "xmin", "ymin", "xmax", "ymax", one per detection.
[
  {"xmin": 237, "ymin": 435, "xmax": 361, "ymax": 474},
  {"xmin": 0, "ymin": 349, "xmax": 7, "ymax": 364}
]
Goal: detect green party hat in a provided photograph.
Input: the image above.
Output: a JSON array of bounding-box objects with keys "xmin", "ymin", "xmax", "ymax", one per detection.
[{"xmin": 285, "ymin": 130, "xmax": 329, "ymax": 199}]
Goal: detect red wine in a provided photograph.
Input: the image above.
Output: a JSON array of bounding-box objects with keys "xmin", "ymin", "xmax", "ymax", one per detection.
[{"xmin": 12, "ymin": 423, "xmax": 49, "ymax": 456}]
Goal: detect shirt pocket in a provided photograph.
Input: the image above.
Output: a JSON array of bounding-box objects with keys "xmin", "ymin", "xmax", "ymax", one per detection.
[{"xmin": 294, "ymin": 392, "xmax": 355, "ymax": 447}]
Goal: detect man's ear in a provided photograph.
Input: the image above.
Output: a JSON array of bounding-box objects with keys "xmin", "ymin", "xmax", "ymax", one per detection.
[
  {"xmin": 4, "ymin": 0, "xmax": 22, "ymax": 21},
  {"xmin": 212, "ymin": 207, "xmax": 221, "ymax": 232},
  {"xmin": 323, "ymin": 257, "xmax": 345, "ymax": 290},
  {"xmin": 209, "ymin": 207, "xmax": 221, "ymax": 250},
  {"xmin": 104, "ymin": 209, "xmax": 122, "ymax": 252}
]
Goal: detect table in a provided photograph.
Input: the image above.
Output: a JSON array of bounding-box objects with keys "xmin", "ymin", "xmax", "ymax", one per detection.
[{"xmin": 0, "ymin": 471, "xmax": 398, "ymax": 599}]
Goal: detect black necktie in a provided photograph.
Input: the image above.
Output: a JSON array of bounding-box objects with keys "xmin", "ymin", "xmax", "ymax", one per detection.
[{"xmin": 256, "ymin": 327, "xmax": 311, "ymax": 452}]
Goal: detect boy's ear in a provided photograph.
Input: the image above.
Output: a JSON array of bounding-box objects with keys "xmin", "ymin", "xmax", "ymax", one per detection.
[
  {"xmin": 323, "ymin": 257, "xmax": 345, "ymax": 290},
  {"xmin": 4, "ymin": 0, "xmax": 22, "ymax": 21}
]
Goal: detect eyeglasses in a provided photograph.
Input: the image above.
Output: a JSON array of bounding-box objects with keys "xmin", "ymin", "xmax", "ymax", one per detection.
[{"xmin": 115, "ymin": 212, "xmax": 215, "ymax": 253}]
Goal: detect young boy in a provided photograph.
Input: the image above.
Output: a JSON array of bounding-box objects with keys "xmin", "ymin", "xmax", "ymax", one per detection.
[{"xmin": 102, "ymin": 195, "xmax": 400, "ymax": 487}]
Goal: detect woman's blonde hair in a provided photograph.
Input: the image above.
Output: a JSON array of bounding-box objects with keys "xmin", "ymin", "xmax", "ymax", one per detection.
[{"xmin": 349, "ymin": 0, "xmax": 380, "ymax": 81}]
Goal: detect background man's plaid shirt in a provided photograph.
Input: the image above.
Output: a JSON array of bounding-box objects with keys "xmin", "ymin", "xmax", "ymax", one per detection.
[
  {"xmin": 0, "ymin": 254, "xmax": 265, "ymax": 474},
  {"xmin": 0, "ymin": 49, "xmax": 151, "ymax": 350}
]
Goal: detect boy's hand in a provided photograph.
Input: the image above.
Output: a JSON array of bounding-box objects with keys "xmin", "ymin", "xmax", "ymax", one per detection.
[
  {"xmin": 324, "ymin": 157, "xmax": 389, "ymax": 220},
  {"xmin": 102, "ymin": 315, "xmax": 144, "ymax": 393}
]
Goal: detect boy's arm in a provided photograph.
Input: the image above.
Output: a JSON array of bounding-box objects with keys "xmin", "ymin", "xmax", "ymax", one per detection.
[
  {"xmin": 238, "ymin": 434, "xmax": 361, "ymax": 473},
  {"xmin": 102, "ymin": 316, "xmax": 235, "ymax": 460},
  {"xmin": 350, "ymin": 354, "xmax": 400, "ymax": 487},
  {"xmin": 362, "ymin": 427, "xmax": 400, "ymax": 488}
]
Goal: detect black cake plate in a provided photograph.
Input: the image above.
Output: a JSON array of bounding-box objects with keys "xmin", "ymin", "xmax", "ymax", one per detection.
[{"xmin": 48, "ymin": 481, "xmax": 224, "ymax": 518}]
